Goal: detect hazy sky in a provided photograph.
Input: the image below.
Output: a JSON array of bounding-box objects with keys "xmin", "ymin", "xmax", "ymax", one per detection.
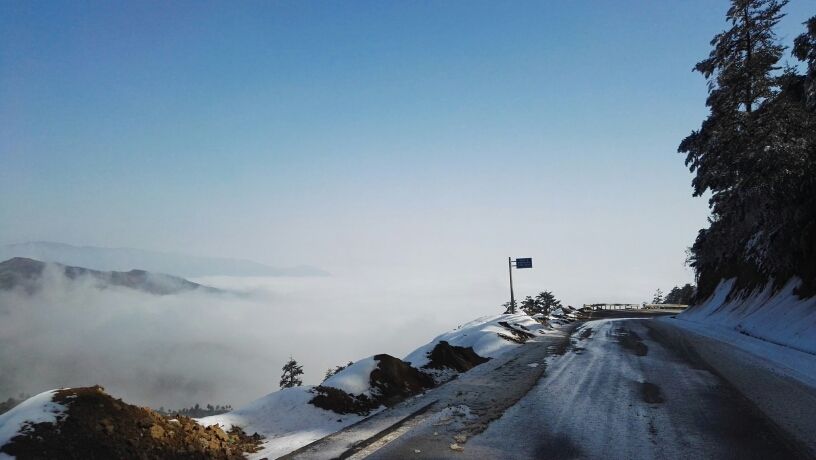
[{"xmin": 2, "ymin": 1, "xmax": 814, "ymax": 306}]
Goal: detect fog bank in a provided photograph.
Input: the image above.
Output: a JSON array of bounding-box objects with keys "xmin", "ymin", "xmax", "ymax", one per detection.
[{"xmin": 0, "ymin": 266, "xmax": 504, "ymax": 409}]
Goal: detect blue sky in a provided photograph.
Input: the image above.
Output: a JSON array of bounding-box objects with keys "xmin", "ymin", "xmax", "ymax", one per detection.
[{"xmin": 2, "ymin": 1, "xmax": 814, "ymax": 305}]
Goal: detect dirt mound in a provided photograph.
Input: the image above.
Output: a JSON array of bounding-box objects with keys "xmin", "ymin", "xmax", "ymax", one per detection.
[
  {"xmin": 309, "ymin": 386, "xmax": 379, "ymax": 416},
  {"xmin": 370, "ymin": 354, "xmax": 435, "ymax": 404},
  {"xmin": 423, "ymin": 341, "xmax": 491, "ymax": 372},
  {"xmin": 1, "ymin": 386, "xmax": 262, "ymax": 459},
  {"xmin": 310, "ymin": 354, "xmax": 435, "ymax": 415}
]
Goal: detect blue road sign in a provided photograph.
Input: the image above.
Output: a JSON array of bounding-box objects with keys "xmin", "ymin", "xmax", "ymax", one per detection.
[{"xmin": 515, "ymin": 258, "xmax": 533, "ymax": 269}]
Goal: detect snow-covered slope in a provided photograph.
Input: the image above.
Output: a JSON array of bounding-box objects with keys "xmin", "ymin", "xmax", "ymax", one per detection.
[
  {"xmin": 198, "ymin": 386, "xmax": 367, "ymax": 460},
  {"xmin": 199, "ymin": 312, "xmax": 545, "ymax": 458},
  {"xmin": 678, "ymin": 278, "xmax": 816, "ymax": 355},
  {"xmin": 0, "ymin": 390, "xmax": 66, "ymax": 458},
  {"xmin": 403, "ymin": 313, "xmax": 544, "ymax": 368},
  {"xmin": 321, "ymin": 356, "xmax": 379, "ymax": 396}
]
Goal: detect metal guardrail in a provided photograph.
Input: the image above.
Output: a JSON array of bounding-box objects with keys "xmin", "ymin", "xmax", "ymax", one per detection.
[
  {"xmin": 582, "ymin": 303, "xmax": 689, "ymax": 311},
  {"xmin": 642, "ymin": 303, "xmax": 688, "ymax": 310}
]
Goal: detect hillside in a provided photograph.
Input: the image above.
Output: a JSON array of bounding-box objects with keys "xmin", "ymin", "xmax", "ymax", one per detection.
[
  {"xmin": 0, "ymin": 313, "xmax": 556, "ymax": 459},
  {"xmin": 0, "ymin": 242, "xmax": 329, "ymax": 278},
  {"xmin": 0, "ymin": 257, "xmax": 219, "ymax": 296},
  {"xmin": 198, "ymin": 313, "xmax": 551, "ymax": 459}
]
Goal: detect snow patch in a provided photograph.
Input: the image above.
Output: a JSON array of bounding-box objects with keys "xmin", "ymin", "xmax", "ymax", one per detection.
[
  {"xmin": 404, "ymin": 313, "xmax": 543, "ymax": 368},
  {"xmin": 429, "ymin": 404, "xmax": 477, "ymax": 431},
  {"xmin": 0, "ymin": 390, "xmax": 67, "ymax": 455},
  {"xmin": 321, "ymin": 356, "xmax": 378, "ymax": 396}
]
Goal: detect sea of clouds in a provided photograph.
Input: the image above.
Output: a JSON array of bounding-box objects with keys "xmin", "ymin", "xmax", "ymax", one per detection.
[{"xmin": 0, "ymin": 265, "xmax": 503, "ymax": 409}]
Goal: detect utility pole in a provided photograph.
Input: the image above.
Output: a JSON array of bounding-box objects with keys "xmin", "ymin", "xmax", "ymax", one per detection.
[
  {"xmin": 508, "ymin": 257, "xmax": 515, "ymax": 314},
  {"xmin": 507, "ymin": 257, "xmax": 532, "ymax": 314}
]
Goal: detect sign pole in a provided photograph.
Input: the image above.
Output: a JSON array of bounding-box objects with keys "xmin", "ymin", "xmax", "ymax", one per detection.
[{"xmin": 508, "ymin": 257, "xmax": 515, "ymax": 314}]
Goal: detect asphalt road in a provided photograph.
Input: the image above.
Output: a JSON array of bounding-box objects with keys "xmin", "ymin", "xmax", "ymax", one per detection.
[{"xmin": 364, "ymin": 317, "xmax": 805, "ymax": 459}]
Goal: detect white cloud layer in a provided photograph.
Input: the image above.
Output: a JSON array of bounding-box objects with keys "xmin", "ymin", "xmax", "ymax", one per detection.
[{"xmin": 0, "ymin": 266, "xmax": 500, "ymax": 409}]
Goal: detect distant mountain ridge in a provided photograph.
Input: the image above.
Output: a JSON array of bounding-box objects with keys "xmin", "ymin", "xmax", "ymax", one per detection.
[
  {"xmin": 0, "ymin": 242, "xmax": 329, "ymax": 278},
  {"xmin": 0, "ymin": 257, "xmax": 220, "ymax": 295}
]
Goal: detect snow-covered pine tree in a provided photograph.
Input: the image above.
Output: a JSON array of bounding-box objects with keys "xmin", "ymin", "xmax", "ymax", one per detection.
[
  {"xmin": 280, "ymin": 357, "xmax": 304, "ymax": 389},
  {"xmin": 678, "ymin": 0, "xmax": 792, "ymax": 298}
]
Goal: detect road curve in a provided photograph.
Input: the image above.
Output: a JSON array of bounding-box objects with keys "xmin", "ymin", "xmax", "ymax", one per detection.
[{"xmin": 368, "ymin": 318, "xmax": 802, "ymax": 459}]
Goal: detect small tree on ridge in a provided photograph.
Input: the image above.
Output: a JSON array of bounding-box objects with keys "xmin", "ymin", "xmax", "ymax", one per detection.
[{"xmin": 280, "ymin": 357, "xmax": 304, "ymax": 389}]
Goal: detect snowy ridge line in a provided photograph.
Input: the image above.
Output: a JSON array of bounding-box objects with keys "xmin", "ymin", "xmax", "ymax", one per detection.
[
  {"xmin": 403, "ymin": 312, "xmax": 546, "ymax": 367},
  {"xmin": 320, "ymin": 356, "xmax": 380, "ymax": 397},
  {"xmin": 0, "ymin": 389, "xmax": 67, "ymax": 457}
]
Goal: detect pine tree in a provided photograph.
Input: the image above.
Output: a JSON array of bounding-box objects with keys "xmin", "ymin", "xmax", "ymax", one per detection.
[
  {"xmin": 679, "ymin": 284, "xmax": 695, "ymax": 304},
  {"xmin": 664, "ymin": 286, "xmax": 682, "ymax": 304},
  {"xmin": 652, "ymin": 289, "xmax": 664, "ymax": 304},
  {"xmin": 794, "ymin": 16, "xmax": 816, "ymax": 110},
  {"xmin": 280, "ymin": 357, "xmax": 304, "ymax": 389},
  {"xmin": 534, "ymin": 291, "xmax": 562, "ymax": 315},
  {"xmin": 519, "ymin": 296, "xmax": 537, "ymax": 316},
  {"xmin": 678, "ymin": 0, "xmax": 796, "ymax": 298},
  {"xmin": 323, "ymin": 361, "xmax": 354, "ymax": 382}
]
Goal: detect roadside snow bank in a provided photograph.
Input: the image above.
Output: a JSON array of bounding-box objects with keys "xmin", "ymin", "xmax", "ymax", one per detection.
[
  {"xmin": 198, "ymin": 386, "xmax": 366, "ymax": 460},
  {"xmin": 679, "ymin": 278, "xmax": 816, "ymax": 355},
  {"xmin": 404, "ymin": 313, "xmax": 544, "ymax": 368},
  {"xmin": 321, "ymin": 356, "xmax": 378, "ymax": 396},
  {"xmin": 0, "ymin": 390, "xmax": 66, "ymax": 455},
  {"xmin": 546, "ymin": 305, "xmax": 582, "ymax": 325}
]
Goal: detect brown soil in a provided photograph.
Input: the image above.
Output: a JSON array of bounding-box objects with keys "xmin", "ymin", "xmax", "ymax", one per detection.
[
  {"xmin": 370, "ymin": 354, "xmax": 436, "ymax": 405},
  {"xmin": 423, "ymin": 341, "xmax": 490, "ymax": 373},
  {"xmin": 310, "ymin": 345, "xmax": 492, "ymax": 418},
  {"xmin": 0, "ymin": 386, "xmax": 262, "ymax": 460},
  {"xmin": 310, "ymin": 354, "xmax": 436, "ymax": 415},
  {"xmin": 309, "ymin": 386, "xmax": 379, "ymax": 416}
]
